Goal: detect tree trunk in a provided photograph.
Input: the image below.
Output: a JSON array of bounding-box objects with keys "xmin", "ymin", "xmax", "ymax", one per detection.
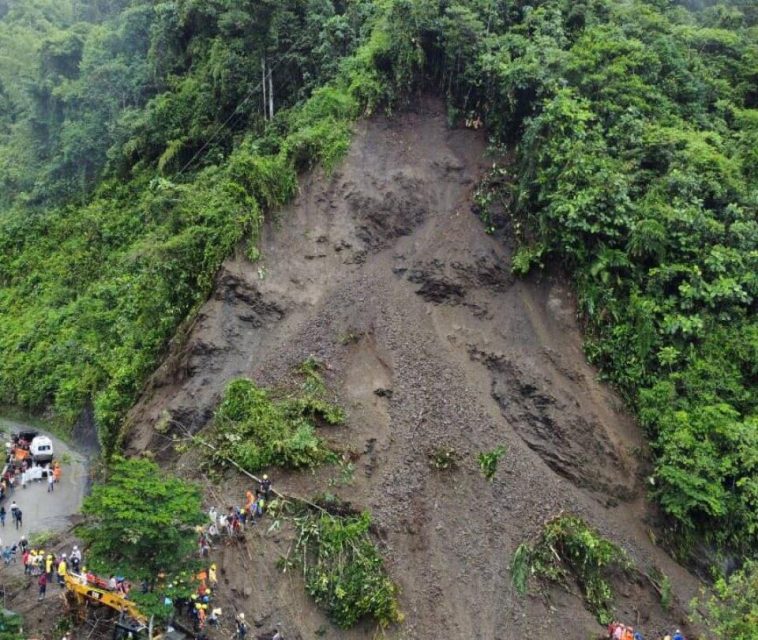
[
  {"xmin": 268, "ymin": 67, "xmax": 274, "ymax": 119},
  {"xmin": 261, "ymin": 57, "xmax": 267, "ymax": 120}
]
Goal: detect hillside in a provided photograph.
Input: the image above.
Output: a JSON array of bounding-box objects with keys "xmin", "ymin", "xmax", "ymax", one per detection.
[
  {"xmin": 125, "ymin": 97, "xmax": 702, "ymax": 639},
  {"xmin": 0, "ymin": 1, "xmax": 756, "ymax": 639}
]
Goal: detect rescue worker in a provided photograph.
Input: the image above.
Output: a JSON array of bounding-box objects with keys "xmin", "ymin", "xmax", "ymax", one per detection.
[
  {"xmin": 70, "ymin": 545, "xmax": 82, "ymax": 573},
  {"xmin": 208, "ymin": 563, "xmax": 218, "ymax": 587},
  {"xmin": 57, "ymin": 554, "xmax": 67, "ymax": 587},
  {"xmin": 198, "ymin": 603, "xmax": 207, "ymax": 630},
  {"xmin": 258, "ymin": 475, "xmax": 272, "ymax": 502},
  {"xmin": 38, "ymin": 572, "xmax": 47, "ymax": 600},
  {"xmin": 45, "ymin": 553, "xmax": 54, "ymax": 581},
  {"xmin": 208, "ymin": 607, "xmax": 221, "ymax": 627},
  {"xmin": 236, "ymin": 612, "xmax": 248, "ymax": 640}
]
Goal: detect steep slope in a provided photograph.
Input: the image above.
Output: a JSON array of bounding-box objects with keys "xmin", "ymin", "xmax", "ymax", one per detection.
[{"xmin": 127, "ymin": 98, "xmax": 700, "ymax": 639}]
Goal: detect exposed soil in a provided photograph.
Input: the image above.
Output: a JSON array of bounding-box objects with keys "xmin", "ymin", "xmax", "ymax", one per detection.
[{"xmin": 121, "ymin": 97, "xmax": 702, "ymax": 640}]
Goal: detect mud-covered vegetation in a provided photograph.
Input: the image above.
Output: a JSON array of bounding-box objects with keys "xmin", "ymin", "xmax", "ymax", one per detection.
[
  {"xmin": 210, "ymin": 377, "xmax": 343, "ymax": 473},
  {"xmin": 511, "ymin": 515, "xmax": 633, "ymax": 624},
  {"xmin": 286, "ymin": 507, "xmax": 402, "ymax": 629}
]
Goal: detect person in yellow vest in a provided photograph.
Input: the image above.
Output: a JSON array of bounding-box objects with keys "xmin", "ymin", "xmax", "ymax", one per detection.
[
  {"xmin": 208, "ymin": 563, "xmax": 218, "ymax": 587},
  {"xmin": 57, "ymin": 554, "xmax": 67, "ymax": 587},
  {"xmin": 45, "ymin": 554, "xmax": 54, "ymax": 581}
]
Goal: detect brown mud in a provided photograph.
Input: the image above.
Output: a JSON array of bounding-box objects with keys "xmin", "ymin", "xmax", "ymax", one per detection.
[{"xmin": 120, "ymin": 98, "xmax": 701, "ymax": 640}]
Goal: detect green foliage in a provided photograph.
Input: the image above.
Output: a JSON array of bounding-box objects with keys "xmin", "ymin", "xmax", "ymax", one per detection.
[
  {"xmin": 1, "ymin": 0, "xmax": 755, "ymax": 560},
  {"xmin": 511, "ymin": 515, "xmax": 632, "ymax": 624},
  {"xmin": 0, "ymin": 610, "xmax": 23, "ymax": 640},
  {"xmin": 477, "ymin": 445, "xmax": 506, "ymax": 481},
  {"xmin": 79, "ymin": 456, "xmax": 205, "ymax": 579},
  {"xmin": 391, "ymin": 0, "xmax": 758, "ymax": 555},
  {"xmin": 211, "ymin": 378, "xmax": 342, "ymax": 473},
  {"xmin": 0, "ymin": 0, "xmax": 419, "ymax": 454},
  {"xmin": 428, "ymin": 446, "xmax": 460, "ymax": 471},
  {"xmin": 690, "ymin": 561, "xmax": 758, "ymax": 640},
  {"xmin": 511, "ymin": 244, "xmax": 546, "ymax": 276},
  {"xmin": 290, "ymin": 508, "xmax": 402, "ymax": 628}
]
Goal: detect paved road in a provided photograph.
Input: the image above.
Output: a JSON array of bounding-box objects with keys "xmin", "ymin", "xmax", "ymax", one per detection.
[{"xmin": 0, "ymin": 417, "xmax": 87, "ymax": 549}]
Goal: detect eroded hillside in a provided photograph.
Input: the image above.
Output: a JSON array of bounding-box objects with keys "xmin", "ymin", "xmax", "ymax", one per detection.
[{"xmin": 126, "ymin": 99, "xmax": 701, "ymax": 639}]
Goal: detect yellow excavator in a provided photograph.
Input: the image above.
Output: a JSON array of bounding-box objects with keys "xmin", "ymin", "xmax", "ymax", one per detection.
[{"xmin": 64, "ymin": 573, "xmax": 187, "ymax": 640}]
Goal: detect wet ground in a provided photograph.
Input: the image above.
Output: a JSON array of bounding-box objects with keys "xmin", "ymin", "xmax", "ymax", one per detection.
[
  {"xmin": 123, "ymin": 97, "xmax": 700, "ymax": 639},
  {"xmin": 0, "ymin": 416, "xmax": 87, "ymax": 549}
]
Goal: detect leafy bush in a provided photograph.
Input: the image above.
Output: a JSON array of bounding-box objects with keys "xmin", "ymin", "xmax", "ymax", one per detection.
[
  {"xmin": 290, "ymin": 509, "xmax": 402, "ymax": 628},
  {"xmin": 690, "ymin": 561, "xmax": 758, "ymax": 640},
  {"xmin": 0, "ymin": 610, "xmax": 23, "ymax": 640},
  {"xmin": 212, "ymin": 379, "xmax": 342, "ymax": 473},
  {"xmin": 477, "ymin": 445, "xmax": 506, "ymax": 481},
  {"xmin": 511, "ymin": 515, "xmax": 632, "ymax": 624}
]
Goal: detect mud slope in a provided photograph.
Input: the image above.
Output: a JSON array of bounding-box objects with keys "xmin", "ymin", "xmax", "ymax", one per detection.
[{"xmin": 127, "ymin": 98, "xmax": 700, "ymax": 639}]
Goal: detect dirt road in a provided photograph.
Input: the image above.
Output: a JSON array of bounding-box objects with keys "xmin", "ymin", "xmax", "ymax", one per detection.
[
  {"xmin": 127, "ymin": 97, "xmax": 700, "ymax": 639},
  {"xmin": 0, "ymin": 417, "xmax": 87, "ymax": 548}
]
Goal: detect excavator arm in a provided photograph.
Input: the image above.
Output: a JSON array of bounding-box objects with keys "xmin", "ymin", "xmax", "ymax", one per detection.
[{"xmin": 64, "ymin": 573, "xmax": 147, "ymax": 625}]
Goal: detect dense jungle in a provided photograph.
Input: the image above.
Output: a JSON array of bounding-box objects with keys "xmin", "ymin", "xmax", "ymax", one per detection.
[{"xmin": 0, "ymin": 1, "xmax": 755, "ymax": 639}]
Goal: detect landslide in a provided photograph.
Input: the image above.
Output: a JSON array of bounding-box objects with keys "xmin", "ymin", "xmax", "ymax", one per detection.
[{"xmin": 127, "ymin": 98, "xmax": 701, "ymax": 639}]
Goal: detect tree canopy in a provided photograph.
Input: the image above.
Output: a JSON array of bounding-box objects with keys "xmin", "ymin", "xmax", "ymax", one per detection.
[{"xmin": 80, "ymin": 456, "xmax": 204, "ymax": 578}]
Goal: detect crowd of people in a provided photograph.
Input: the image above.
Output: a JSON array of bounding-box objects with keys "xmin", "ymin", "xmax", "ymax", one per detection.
[
  {"xmin": 171, "ymin": 476, "xmax": 279, "ymax": 639},
  {"xmin": 198, "ymin": 475, "xmax": 273, "ymax": 552},
  {"xmin": 608, "ymin": 622, "xmax": 688, "ymax": 640},
  {"xmin": 26, "ymin": 543, "xmax": 82, "ymax": 600},
  {"xmin": 3, "ymin": 435, "xmax": 61, "ymax": 492}
]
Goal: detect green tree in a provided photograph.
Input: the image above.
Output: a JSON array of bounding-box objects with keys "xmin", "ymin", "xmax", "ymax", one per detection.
[
  {"xmin": 0, "ymin": 610, "xmax": 23, "ymax": 640},
  {"xmin": 691, "ymin": 561, "xmax": 758, "ymax": 640},
  {"xmin": 80, "ymin": 457, "xmax": 205, "ymax": 579}
]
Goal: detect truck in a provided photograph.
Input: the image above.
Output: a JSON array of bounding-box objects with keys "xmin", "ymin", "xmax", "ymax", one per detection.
[{"xmin": 30, "ymin": 435, "xmax": 54, "ymax": 463}]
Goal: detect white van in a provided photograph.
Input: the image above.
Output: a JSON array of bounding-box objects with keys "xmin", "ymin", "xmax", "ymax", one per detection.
[{"xmin": 30, "ymin": 436, "xmax": 54, "ymax": 463}]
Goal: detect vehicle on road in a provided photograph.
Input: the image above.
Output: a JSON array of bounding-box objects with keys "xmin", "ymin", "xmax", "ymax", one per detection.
[{"xmin": 30, "ymin": 436, "xmax": 54, "ymax": 463}]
